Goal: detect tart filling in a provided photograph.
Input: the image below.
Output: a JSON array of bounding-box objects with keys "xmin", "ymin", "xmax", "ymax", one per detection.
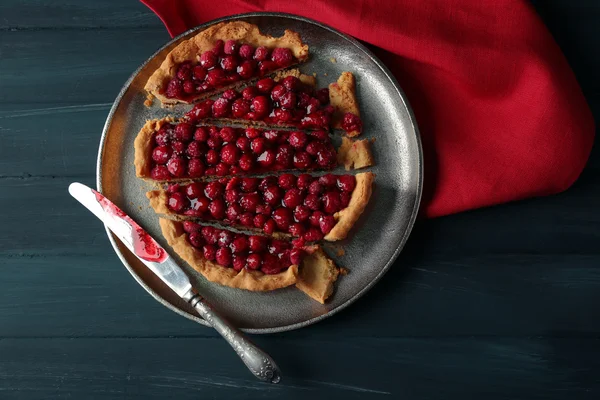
[
  {"xmin": 148, "ymin": 172, "xmax": 374, "ymax": 242},
  {"xmin": 145, "ymin": 21, "xmax": 309, "ymax": 106},
  {"xmin": 184, "ymin": 70, "xmax": 363, "ymax": 134},
  {"xmin": 159, "ymin": 218, "xmax": 338, "ymax": 300}
]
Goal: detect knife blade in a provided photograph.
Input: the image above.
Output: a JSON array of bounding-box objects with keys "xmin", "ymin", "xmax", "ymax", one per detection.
[{"xmin": 68, "ymin": 182, "xmax": 281, "ymax": 383}]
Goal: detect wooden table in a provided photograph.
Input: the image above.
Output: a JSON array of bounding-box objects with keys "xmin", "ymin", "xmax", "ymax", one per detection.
[{"xmin": 1, "ymin": 1, "xmax": 598, "ymax": 398}]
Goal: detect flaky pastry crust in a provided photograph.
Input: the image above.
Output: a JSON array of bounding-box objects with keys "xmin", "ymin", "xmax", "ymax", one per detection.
[
  {"xmin": 145, "ymin": 21, "xmax": 309, "ymax": 106},
  {"xmin": 158, "ymin": 218, "xmax": 298, "ymax": 291},
  {"xmin": 324, "ymin": 172, "xmax": 374, "ymax": 241},
  {"xmin": 296, "ymin": 247, "xmax": 339, "ymax": 304},
  {"xmin": 337, "ymin": 136, "xmax": 374, "ymax": 170},
  {"xmin": 329, "ymin": 72, "xmax": 361, "ymax": 136},
  {"xmin": 133, "ymin": 118, "xmax": 174, "ymax": 179}
]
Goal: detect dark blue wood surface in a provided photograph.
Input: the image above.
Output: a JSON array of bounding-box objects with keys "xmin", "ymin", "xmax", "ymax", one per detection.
[{"xmin": 1, "ymin": 1, "xmax": 599, "ymax": 398}]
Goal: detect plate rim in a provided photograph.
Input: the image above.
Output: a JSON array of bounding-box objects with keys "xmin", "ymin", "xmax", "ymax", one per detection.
[{"xmin": 96, "ymin": 11, "xmax": 424, "ymax": 334}]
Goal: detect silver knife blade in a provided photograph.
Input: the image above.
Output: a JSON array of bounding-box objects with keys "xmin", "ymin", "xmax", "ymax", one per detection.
[{"xmin": 68, "ymin": 182, "xmax": 192, "ymax": 298}]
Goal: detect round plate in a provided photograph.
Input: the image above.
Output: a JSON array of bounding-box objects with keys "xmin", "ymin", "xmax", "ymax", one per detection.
[{"xmin": 97, "ymin": 12, "xmax": 423, "ymax": 333}]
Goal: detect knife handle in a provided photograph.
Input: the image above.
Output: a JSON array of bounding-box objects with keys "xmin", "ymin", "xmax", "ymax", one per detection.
[{"xmin": 183, "ymin": 289, "xmax": 281, "ymax": 384}]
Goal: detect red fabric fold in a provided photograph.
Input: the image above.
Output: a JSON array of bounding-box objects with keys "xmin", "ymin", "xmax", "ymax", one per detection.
[{"xmin": 141, "ymin": 0, "xmax": 594, "ymax": 217}]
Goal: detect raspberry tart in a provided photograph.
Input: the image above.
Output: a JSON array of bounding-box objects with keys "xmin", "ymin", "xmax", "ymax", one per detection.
[
  {"xmin": 147, "ymin": 172, "xmax": 374, "ymax": 242},
  {"xmin": 145, "ymin": 21, "xmax": 309, "ymax": 106},
  {"xmin": 133, "ymin": 118, "xmax": 340, "ymax": 181},
  {"xmin": 184, "ymin": 69, "xmax": 363, "ymax": 135},
  {"xmin": 159, "ymin": 218, "xmax": 339, "ymax": 302}
]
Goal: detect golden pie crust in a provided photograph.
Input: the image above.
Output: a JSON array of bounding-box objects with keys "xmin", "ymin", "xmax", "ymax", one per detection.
[
  {"xmin": 145, "ymin": 21, "xmax": 309, "ymax": 106},
  {"xmin": 146, "ymin": 171, "xmax": 374, "ymax": 243},
  {"xmin": 158, "ymin": 218, "xmax": 298, "ymax": 291},
  {"xmin": 295, "ymin": 247, "xmax": 340, "ymax": 304},
  {"xmin": 329, "ymin": 72, "xmax": 361, "ymax": 136},
  {"xmin": 337, "ymin": 136, "xmax": 374, "ymax": 170},
  {"xmin": 324, "ymin": 172, "xmax": 375, "ymax": 241}
]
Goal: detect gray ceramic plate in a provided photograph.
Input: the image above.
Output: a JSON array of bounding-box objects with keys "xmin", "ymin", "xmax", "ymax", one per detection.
[{"xmin": 96, "ymin": 12, "xmax": 423, "ymax": 333}]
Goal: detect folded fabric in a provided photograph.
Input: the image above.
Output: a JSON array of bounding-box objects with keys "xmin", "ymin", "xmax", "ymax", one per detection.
[{"xmin": 141, "ymin": 0, "xmax": 594, "ymax": 217}]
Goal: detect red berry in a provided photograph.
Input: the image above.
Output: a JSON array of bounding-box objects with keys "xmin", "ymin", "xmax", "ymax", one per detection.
[
  {"xmin": 289, "ymin": 223, "xmax": 305, "ymax": 237},
  {"xmin": 263, "ymin": 219, "xmax": 276, "ymax": 235},
  {"xmin": 283, "ymin": 189, "xmax": 303, "ymax": 208},
  {"xmin": 249, "ymin": 235, "xmax": 267, "ymax": 252},
  {"xmin": 209, "ymin": 199, "xmax": 226, "ymax": 219},
  {"xmin": 239, "ymin": 44, "xmax": 255, "ymax": 60},
  {"xmin": 231, "ymin": 236, "xmax": 248, "ymax": 254},
  {"xmin": 224, "ymin": 39, "xmax": 237, "ymax": 55},
  {"xmin": 294, "ymin": 205, "xmax": 311, "ymax": 222},
  {"xmin": 186, "ymin": 141, "xmax": 205, "ymax": 158},
  {"xmin": 310, "ymin": 130, "xmax": 330, "ymax": 141},
  {"xmin": 193, "ymin": 65, "xmax": 207, "ymax": 80},
  {"xmin": 316, "ymin": 88, "xmax": 330, "ymax": 104},
  {"xmin": 340, "ymin": 192, "xmax": 352, "ymax": 208},
  {"xmin": 168, "ymin": 192, "xmax": 188, "ymax": 212},
  {"xmin": 270, "ymin": 85, "xmax": 286, "ymax": 101},
  {"xmin": 272, "ymin": 208, "xmax": 293, "ymax": 230},
  {"xmin": 257, "ymin": 149, "xmax": 276, "ymax": 167},
  {"xmin": 256, "ymin": 77, "xmax": 275, "ymax": 93},
  {"xmin": 231, "ymin": 98, "xmax": 250, "ymax": 117},
  {"xmin": 206, "ymin": 69, "xmax": 226, "ymax": 87},
  {"xmin": 245, "ymin": 127, "xmax": 261, "ymax": 139},
  {"xmin": 205, "ymin": 149, "xmax": 219, "ymax": 165},
  {"xmin": 337, "ymin": 175, "xmax": 356, "ymax": 192},
  {"xmin": 251, "ymin": 137, "xmax": 266, "ymax": 154},
  {"xmin": 259, "ymin": 177, "xmax": 278, "ymax": 191},
  {"xmin": 225, "ymin": 187, "xmax": 240, "ymax": 202},
  {"xmin": 166, "ymin": 79, "xmax": 183, "ymax": 98},
  {"xmin": 183, "ymin": 80, "xmax": 195, "ymax": 94},
  {"xmin": 341, "ymin": 112, "xmax": 363, "ymax": 134},
  {"xmin": 215, "ymin": 247, "xmax": 232, "ymax": 267},
  {"xmin": 304, "ymin": 228, "xmax": 324, "ymax": 242},
  {"xmin": 322, "ymin": 191, "xmax": 342, "ymax": 214},
  {"xmin": 319, "ymin": 215, "xmax": 337, "ymax": 234},
  {"xmin": 176, "ymin": 63, "xmax": 192, "ymax": 80},
  {"xmin": 183, "ymin": 221, "xmax": 202, "ymax": 233},
  {"xmin": 187, "ymin": 100, "xmax": 213, "ymax": 120},
  {"xmin": 309, "ymin": 181, "xmax": 323, "ymax": 195},
  {"xmin": 167, "ymin": 157, "xmax": 186, "ymax": 177},
  {"xmin": 171, "ymin": 141, "xmax": 185, "ymax": 155},
  {"xmin": 253, "ymin": 213, "xmax": 268, "ymax": 229},
  {"xmin": 263, "ymin": 186, "xmax": 282, "ymax": 205},
  {"xmin": 167, "ymin": 184, "xmax": 180, "ymax": 194},
  {"xmin": 217, "ymin": 230, "xmax": 234, "ymax": 247},
  {"xmin": 240, "ymin": 177, "xmax": 259, "ymax": 192},
  {"xmin": 190, "ymin": 195, "xmax": 210, "ymax": 213},
  {"xmin": 237, "ymin": 60, "xmax": 255, "ymax": 79},
  {"xmin": 271, "ymin": 47, "xmax": 294, "ymax": 67},
  {"xmin": 152, "ymin": 146, "xmax": 172, "ymax": 164},
  {"xmin": 296, "ymin": 174, "xmax": 312, "ymax": 189},
  {"xmin": 233, "ymin": 256, "xmax": 246, "ymax": 271},
  {"xmin": 251, "ymin": 96, "xmax": 270, "ymax": 117},
  {"xmin": 256, "ymin": 204, "xmax": 272, "ymax": 215},
  {"xmin": 235, "ymin": 136, "xmax": 250, "ymax": 151},
  {"xmin": 279, "ymin": 91, "xmax": 296, "ymax": 109},
  {"xmin": 253, "ymin": 46, "xmax": 269, "ymax": 61},
  {"xmin": 316, "ymin": 147, "xmax": 337, "ymax": 168},
  {"xmin": 261, "ymin": 254, "xmax": 282, "ymax": 274},
  {"xmin": 220, "ymin": 144, "xmax": 239, "ymax": 165},
  {"xmin": 246, "ymin": 254, "xmax": 262, "ymax": 270},
  {"xmin": 242, "ymin": 86, "xmax": 258, "ymax": 100},
  {"xmin": 288, "ymin": 131, "xmax": 308, "ymax": 148},
  {"xmin": 282, "ymin": 76, "xmax": 302, "ymax": 92},
  {"xmin": 239, "ymin": 212, "xmax": 254, "ymax": 227},
  {"xmin": 204, "ymin": 181, "xmax": 223, "ymax": 200},
  {"xmin": 226, "ymin": 204, "xmax": 242, "ymax": 221},
  {"xmin": 275, "ymin": 144, "xmax": 293, "ymax": 167},
  {"xmin": 290, "ymin": 248, "xmax": 303, "ymax": 265},
  {"xmin": 200, "ymin": 51, "xmax": 217, "ymax": 68},
  {"xmin": 304, "ymin": 194, "xmax": 321, "ymax": 211},
  {"xmin": 203, "ymin": 245, "xmax": 217, "ymax": 261},
  {"xmin": 240, "ymin": 193, "xmax": 260, "ymax": 212},
  {"xmin": 185, "ymin": 182, "xmax": 204, "ymax": 198},
  {"xmin": 220, "ymin": 55, "xmax": 238, "ymax": 72},
  {"xmin": 222, "ymin": 90, "xmax": 238, "ymax": 101},
  {"xmin": 238, "ymin": 154, "xmax": 254, "ymax": 171},
  {"xmin": 212, "ymin": 39, "xmax": 224, "ymax": 55},
  {"xmin": 212, "ymin": 98, "xmax": 230, "ymax": 117},
  {"xmin": 278, "ymin": 174, "xmax": 296, "ymax": 189},
  {"xmin": 293, "ymin": 151, "xmax": 312, "ymax": 169},
  {"xmin": 309, "ymin": 211, "xmax": 324, "ymax": 227},
  {"xmin": 188, "ymin": 231, "xmax": 204, "ymax": 248},
  {"xmin": 319, "ymin": 174, "xmax": 337, "ymax": 187},
  {"xmin": 263, "ymin": 130, "xmax": 280, "ymax": 142},
  {"xmin": 151, "ymin": 165, "xmax": 171, "ymax": 180},
  {"xmin": 306, "ymin": 141, "xmax": 324, "ymax": 156},
  {"xmin": 154, "ymin": 126, "xmax": 171, "ymax": 146},
  {"xmin": 215, "ymin": 163, "xmax": 229, "ymax": 176}
]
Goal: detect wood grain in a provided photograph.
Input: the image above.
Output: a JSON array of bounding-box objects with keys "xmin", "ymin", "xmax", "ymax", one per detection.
[{"xmin": 0, "ymin": 0, "xmax": 599, "ymax": 398}]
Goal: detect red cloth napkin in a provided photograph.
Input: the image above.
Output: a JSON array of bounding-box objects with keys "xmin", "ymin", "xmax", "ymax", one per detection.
[{"xmin": 141, "ymin": 0, "xmax": 595, "ymax": 217}]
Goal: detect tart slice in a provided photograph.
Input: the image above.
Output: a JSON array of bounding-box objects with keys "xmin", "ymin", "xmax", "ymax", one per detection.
[
  {"xmin": 145, "ymin": 21, "xmax": 309, "ymax": 106},
  {"xmin": 134, "ymin": 118, "xmax": 338, "ymax": 181},
  {"xmin": 148, "ymin": 172, "xmax": 375, "ymax": 242},
  {"xmin": 159, "ymin": 218, "xmax": 339, "ymax": 302},
  {"xmin": 184, "ymin": 70, "xmax": 363, "ymax": 135}
]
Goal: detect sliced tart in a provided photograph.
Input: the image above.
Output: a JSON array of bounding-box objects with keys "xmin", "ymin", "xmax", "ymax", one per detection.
[
  {"xmin": 145, "ymin": 21, "xmax": 309, "ymax": 106},
  {"xmin": 159, "ymin": 218, "xmax": 339, "ymax": 302},
  {"xmin": 148, "ymin": 172, "xmax": 374, "ymax": 242},
  {"xmin": 184, "ymin": 69, "xmax": 363, "ymax": 135},
  {"xmin": 134, "ymin": 118, "xmax": 338, "ymax": 181}
]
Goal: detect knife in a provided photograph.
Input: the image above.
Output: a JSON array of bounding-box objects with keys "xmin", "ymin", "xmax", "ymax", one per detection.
[{"xmin": 68, "ymin": 182, "xmax": 281, "ymax": 383}]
